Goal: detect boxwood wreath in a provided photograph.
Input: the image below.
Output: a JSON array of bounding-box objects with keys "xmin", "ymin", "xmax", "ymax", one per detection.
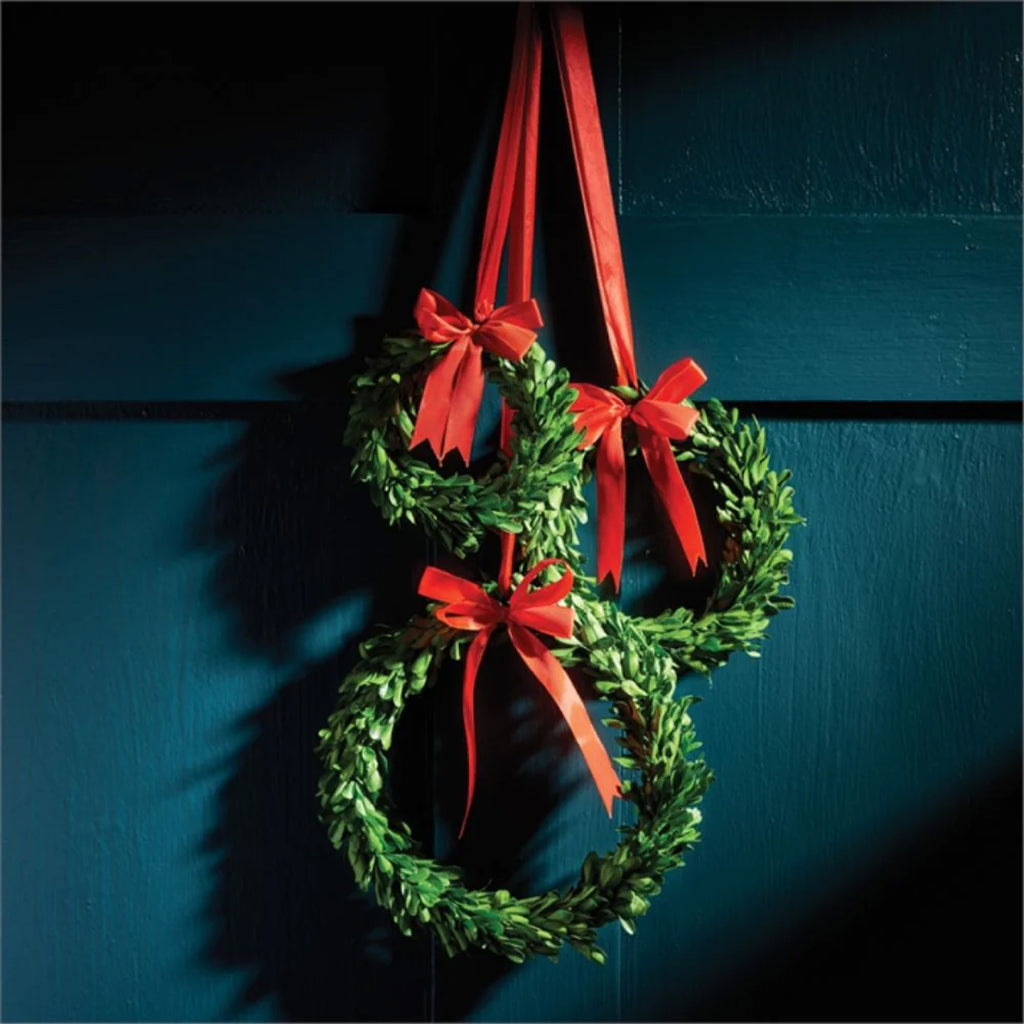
[
  {"xmin": 345, "ymin": 332, "xmax": 587, "ymax": 560},
  {"xmin": 528, "ymin": 397, "xmax": 804, "ymax": 678},
  {"xmin": 347, "ymin": 336, "xmax": 803, "ymax": 678},
  {"xmin": 316, "ymin": 587, "xmax": 713, "ymax": 964}
]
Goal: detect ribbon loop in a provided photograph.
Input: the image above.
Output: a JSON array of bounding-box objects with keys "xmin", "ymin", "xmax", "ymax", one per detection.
[{"xmin": 418, "ymin": 561, "xmax": 621, "ymax": 837}]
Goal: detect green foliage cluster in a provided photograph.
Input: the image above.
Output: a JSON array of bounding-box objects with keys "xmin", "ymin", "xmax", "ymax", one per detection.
[
  {"xmin": 327, "ymin": 331, "xmax": 802, "ymax": 963},
  {"xmin": 513, "ymin": 398, "xmax": 803, "ymax": 676},
  {"xmin": 316, "ymin": 606, "xmax": 712, "ymax": 963},
  {"xmin": 638, "ymin": 400, "xmax": 802, "ymax": 672}
]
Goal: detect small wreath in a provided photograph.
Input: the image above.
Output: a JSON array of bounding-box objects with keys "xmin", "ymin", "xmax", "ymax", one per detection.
[
  {"xmin": 345, "ymin": 333, "xmax": 588, "ymax": 559},
  {"xmin": 316, "ymin": 587, "xmax": 712, "ymax": 964},
  {"xmin": 532, "ymin": 397, "xmax": 804, "ymax": 677}
]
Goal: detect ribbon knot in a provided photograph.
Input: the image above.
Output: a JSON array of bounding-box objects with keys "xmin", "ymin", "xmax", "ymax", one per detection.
[
  {"xmin": 571, "ymin": 357, "xmax": 709, "ymax": 591},
  {"xmin": 418, "ymin": 558, "xmax": 620, "ymax": 837},
  {"xmin": 409, "ymin": 288, "xmax": 543, "ymax": 464}
]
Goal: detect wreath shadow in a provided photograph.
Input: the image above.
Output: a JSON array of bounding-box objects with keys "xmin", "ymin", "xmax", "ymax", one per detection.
[
  {"xmin": 185, "ymin": 4, "xmax": 578, "ymax": 1015},
  {"xmin": 193, "ymin": 337, "xmax": 599, "ymax": 1021}
]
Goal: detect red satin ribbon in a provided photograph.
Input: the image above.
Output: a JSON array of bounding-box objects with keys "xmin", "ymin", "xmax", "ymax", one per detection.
[
  {"xmin": 572, "ymin": 359, "xmax": 708, "ymax": 589},
  {"xmin": 412, "ymin": 4, "xmax": 544, "ymax": 468},
  {"xmin": 551, "ymin": 5, "xmax": 708, "ymax": 590},
  {"xmin": 551, "ymin": 4, "xmax": 637, "ymax": 389},
  {"xmin": 418, "ymin": 559, "xmax": 621, "ymax": 838},
  {"xmin": 497, "ymin": 2, "xmax": 542, "ymax": 592}
]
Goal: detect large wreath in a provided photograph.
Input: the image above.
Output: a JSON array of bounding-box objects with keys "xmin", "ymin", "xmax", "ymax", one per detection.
[{"xmin": 316, "ymin": 579, "xmax": 712, "ymax": 964}]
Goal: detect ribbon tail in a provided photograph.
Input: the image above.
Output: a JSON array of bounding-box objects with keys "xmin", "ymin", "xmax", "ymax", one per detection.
[
  {"xmin": 410, "ymin": 339, "xmax": 469, "ymax": 461},
  {"xmin": 441, "ymin": 342, "xmax": 487, "ymax": 464},
  {"xmin": 639, "ymin": 430, "xmax": 707, "ymax": 575},
  {"xmin": 459, "ymin": 626, "xmax": 496, "ymax": 839},
  {"xmin": 509, "ymin": 625, "xmax": 621, "ymax": 817},
  {"xmin": 595, "ymin": 419, "xmax": 627, "ymax": 591}
]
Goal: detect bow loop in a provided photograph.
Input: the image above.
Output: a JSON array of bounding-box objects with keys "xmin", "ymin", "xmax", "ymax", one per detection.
[
  {"xmin": 569, "ymin": 383, "xmax": 627, "ymax": 448},
  {"xmin": 414, "ymin": 288, "xmax": 475, "ymax": 343},
  {"xmin": 630, "ymin": 398, "xmax": 701, "ymax": 440},
  {"xmin": 472, "ymin": 299, "xmax": 542, "ymax": 362},
  {"xmin": 511, "ymin": 557, "xmax": 573, "ymax": 603},
  {"xmin": 435, "ymin": 601, "xmax": 505, "ymax": 633},
  {"xmin": 418, "ymin": 565, "xmax": 492, "ymax": 607},
  {"xmin": 645, "ymin": 357, "xmax": 707, "ymax": 403}
]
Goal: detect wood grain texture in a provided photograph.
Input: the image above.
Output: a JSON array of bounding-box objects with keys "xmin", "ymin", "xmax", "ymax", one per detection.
[
  {"xmin": 616, "ymin": 419, "xmax": 1023, "ymax": 1022},
  {"xmin": 8, "ymin": 5, "xmax": 1016, "ymax": 221},
  {"xmin": 1, "ymin": 417, "xmax": 436, "ymax": 1022},
  {"xmin": 0, "ymin": 2, "xmax": 438, "ymax": 217},
  {"xmin": 4, "ymin": 214, "xmax": 1019, "ymax": 402},
  {"xmin": 616, "ymin": 3, "xmax": 1022, "ymax": 216},
  {"xmin": 616, "ymin": 215, "xmax": 1021, "ymax": 402},
  {"xmin": 3, "ymin": 419, "xmax": 1019, "ymax": 1021},
  {"xmin": 3, "ymin": 2, "xmax": 1021, "ymax": 1021}
]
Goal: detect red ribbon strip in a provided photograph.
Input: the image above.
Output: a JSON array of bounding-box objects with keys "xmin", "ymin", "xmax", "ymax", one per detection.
[
  {"xmin": 572, "ymin": 359, "xmax": 709, "ymax": 590},
  {"xmin": 551, "ymin": 4, "xmax": 708, "ymax": 591},
  {"xmin": 418, "ymin": 559, "xmax": 621, "ymax": 838},
  {"xmin": 412, "ymin": 4, "xmax": 544, "ymax": 467},
  {"xmin": 499, "ymin": 3, "xmax": 543, "ymax": 591},
  {"xmin": 551, "ymin": 4, "xmax": 638, "ymax": 389}
]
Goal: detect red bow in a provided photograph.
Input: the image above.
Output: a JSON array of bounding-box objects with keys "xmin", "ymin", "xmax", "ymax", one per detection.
[
  {"xmin": 571, "ymin": 358, "xmax": 708, "ymax": 591},
  {"xmin": 409, "ymin": 288, "xmax": 543, "ymax": 464},
  {"xmin": 418, "ymin": 558, "xmax": 621, "ymax": 837}
]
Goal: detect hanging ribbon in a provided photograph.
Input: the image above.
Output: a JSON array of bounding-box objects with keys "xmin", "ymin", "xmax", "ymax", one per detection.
[
  {"xmin": 497, "ymin": 1, "xmax": 543, "ymax": 592},
  {"xmin": 418, "ymin": 559, "xmax": 621, "ymax": 838},
  {"xmin": 411, "ymin": 3, "xmax": 544, "ymax": 467},
  {"xmin": 551, "ymin": 4, "xmax": 708, "ymax": 590}
]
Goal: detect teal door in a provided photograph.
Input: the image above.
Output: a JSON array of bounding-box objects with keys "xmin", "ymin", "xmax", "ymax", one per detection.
[{"xmin": 3, "ymin": 4, "xmax": 1020, "ymax": 1020}]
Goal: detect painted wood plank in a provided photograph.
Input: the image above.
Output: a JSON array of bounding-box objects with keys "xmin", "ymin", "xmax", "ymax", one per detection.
[
  {"xmin": 1, "ymin": 213, "xmax": 408, "ymax": 402},
  {"xmin": 7, "ymin": 5, "xmax": 1017, "ymax": 222},
  {"xmin": 1, "ymin": 2, "xmax": 436, "ymax": 217},
  {"xmin": 0, "ymin": 419, "xmax": 434, "ymax": 1022},
  {"xmin": 616, "ymin": 418, "xmax": 1022, "ymax": 1022},
  {"xmin": 616, "ymin": 215, "xmax": 1022, "ymax": 402},
  {"xmin": 4, "ymin": 213, "xmax": 1019, "ymax": 402},
  {"xmin": 2, "ymin": 415, "xmax": 1019, "ymax": 1021},
  {"xmin": 617, "ymin": 2, "xmax": 1022, "ymax": 216}
]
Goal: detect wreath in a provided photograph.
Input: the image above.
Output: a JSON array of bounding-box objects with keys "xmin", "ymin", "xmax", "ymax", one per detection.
[
  {"xmin": 527, "ymin": 396, "xmax": 803, "ymax": 676},
  {"xmin": 345, "ymin": 332, "xmax": 587, "ymax": 560},
  {"xmin": 316, "ymin": 569, "xmax": 712, "ymax": 964}
]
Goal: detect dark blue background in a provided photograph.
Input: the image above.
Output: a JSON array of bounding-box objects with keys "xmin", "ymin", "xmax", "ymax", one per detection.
[{"xmin": 3, "ymin": 3, "xmax": 1021, "ymax": 1020}]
